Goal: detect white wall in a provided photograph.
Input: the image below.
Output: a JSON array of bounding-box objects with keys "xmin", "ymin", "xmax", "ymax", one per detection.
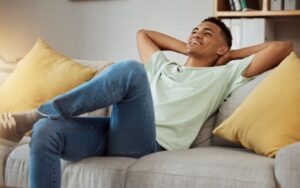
[
  {"xmin": 0, "ymin": 0, "xmax": 213, "ymax": 63},
  {"xmin": 1, "ymin": 0, "xmax": 299, "ymax": 63},
  {"xmin": 0, "ymin": 0, "xmax": 37, "ymax": 60}
]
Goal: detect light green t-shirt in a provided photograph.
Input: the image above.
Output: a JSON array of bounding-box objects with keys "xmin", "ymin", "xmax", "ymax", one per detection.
[{"xmin": 145, "ymin": 51, "xmax": 254, "ymax": 150}]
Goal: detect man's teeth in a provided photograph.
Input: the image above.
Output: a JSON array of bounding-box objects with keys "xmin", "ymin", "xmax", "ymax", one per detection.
[{"xmin": 191, "ymin": 41, "xmax": 200, "ymax": 45}]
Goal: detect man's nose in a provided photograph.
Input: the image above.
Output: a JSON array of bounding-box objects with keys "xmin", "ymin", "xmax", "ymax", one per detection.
[{"xmin": 193, "ymin": 32, "xmax": 203, "ymax": 39}]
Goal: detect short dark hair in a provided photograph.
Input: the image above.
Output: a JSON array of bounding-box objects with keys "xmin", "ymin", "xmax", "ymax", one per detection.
[{"xmin": 202, "ymin": 17, "xmax": 232, "ymax": 48}]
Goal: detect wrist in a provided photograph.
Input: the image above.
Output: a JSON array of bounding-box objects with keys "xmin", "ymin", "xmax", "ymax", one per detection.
[
  {"xmin": 181, "ymin": 44, "xmax": 188, "ymax": 55},
  {"xmin": 228, "ymin": 50, "xmax": 236, "ymax": 60}
]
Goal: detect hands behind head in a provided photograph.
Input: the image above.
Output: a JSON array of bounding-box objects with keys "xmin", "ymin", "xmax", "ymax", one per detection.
[{"xmin": 215, "ymin": 51, "xmax": 232, "ymax": 66}]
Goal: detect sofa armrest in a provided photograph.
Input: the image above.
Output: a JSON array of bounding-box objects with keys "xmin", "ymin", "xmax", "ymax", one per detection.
[
  {"xmin": 0, "ymin": 137, "xmax": 31, "ymax": 185},
  {"xmin": 275, "ymin": 142, "xmax": 300, "ymax": 188},
  {"xmin": 0, "ymin": 145, "xmax": 15, "ymax": 185}
]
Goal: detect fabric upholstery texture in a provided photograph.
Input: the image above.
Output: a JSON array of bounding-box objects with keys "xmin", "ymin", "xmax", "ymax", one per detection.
[
  {"xmin": 126, "ymin": 147, "xmax": 275, "ymax": 188},
  {"xmin": 212, "ymin": 70, "xmax": 271, "ymax": 147},
  {"xmin": 0, "ymin": 144, "xmax": 13, "ymax": 184},
  {"xmin": 5, "ymin": 144, "xmax": 136, "ymax": 188},
  {"xmin": 0, "ymin": 39, "xmax": 97, "ymax": 113},
  {"xmin": 74, "ymin": 59, "xmax": 113, "ymax": 72},
  {"xmin": 191, "ymin": 113, "xmax": 216, "ymax": 148},
  {"xmin": 275, "ymin": 142, "xmax": 300, "ymax": 188},
  {"xmin": 61, "ymin": 157, "xmax": 136, "ymax": 188},
  {"xmin": 213, "ymin": 52, "xmax": 300, "ymax": 157},
  {"xmin": 0, "ymin": 60, "xmax": 16, "ymax": 85},
  {"xmin": 6, "ymin": 145, "xmax": 276, "ymax": 188},
  {"xmin": 5, "ymin": 144, "xmax": 32, "ymax": 187}
]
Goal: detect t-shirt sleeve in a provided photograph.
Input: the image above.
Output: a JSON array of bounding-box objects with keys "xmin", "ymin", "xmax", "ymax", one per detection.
[
  {"xmin": 144, "ymin": 51, "xmax": 169, "ymax": 80},
  {"xmin": 225, "ymin": 54, "xmax": 255, "ymax": 95}
]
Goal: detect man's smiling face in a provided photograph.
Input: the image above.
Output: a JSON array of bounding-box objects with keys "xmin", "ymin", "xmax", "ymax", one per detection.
[{"xmin": 186, "ymin": 21, "xmax": 228, "ymax": 60}]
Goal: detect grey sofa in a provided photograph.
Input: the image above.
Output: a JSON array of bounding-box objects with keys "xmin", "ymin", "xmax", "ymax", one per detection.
[{"xmin": 1, "ymin": 59, "xmax": 299, "ymax": 188}]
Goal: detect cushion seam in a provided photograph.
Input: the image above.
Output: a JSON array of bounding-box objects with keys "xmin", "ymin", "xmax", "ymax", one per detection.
[{"xmin": 128, "ymin": 169, "xmax": 274, "ymax": 186}]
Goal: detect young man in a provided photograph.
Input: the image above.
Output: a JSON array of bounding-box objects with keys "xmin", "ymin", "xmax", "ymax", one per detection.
[{"xmin": 0, "ymin": 17, "xmax": 293, "ymax": 188}]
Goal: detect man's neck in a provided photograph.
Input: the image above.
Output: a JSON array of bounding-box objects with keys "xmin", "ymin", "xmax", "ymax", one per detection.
[{"xmin": 184, "ymin": 57, "xmax": 215, "ymax": 67}]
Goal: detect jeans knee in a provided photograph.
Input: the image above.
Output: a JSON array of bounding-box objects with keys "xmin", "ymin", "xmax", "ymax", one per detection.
[
  {"xmin": 121, "ymin": 60, "xmax": 143, "ymax": 69},
  {"xmin": 120, "ymin": 60, "xmax": 146, "ymax": 75},
  {"xmin": 123, "ymin": 60, "xmax": 148, "ymax": 82},
  {"xmin": 32, "ymin": 119, "xmax": 59, "ymax": 137},
  {"xmin": 30, "ymin": 118, "xmax": 63, "ymax": 153}
]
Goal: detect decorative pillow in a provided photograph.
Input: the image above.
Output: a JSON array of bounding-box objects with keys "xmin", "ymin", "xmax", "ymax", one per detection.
[
  {"xmin": 212, "ymin": 70, "xmax": 272, "ymax": 148},
  {"xmin": 0, "ymin": 39, "xmax": 97, "ymax": 113},
  {"xmin": 213, "ymin": 52, "xmax": 300, "ymax": 157}
]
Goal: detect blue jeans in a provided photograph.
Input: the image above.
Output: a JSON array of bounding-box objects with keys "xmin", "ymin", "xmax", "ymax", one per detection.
[{"xmin": 29, "ymin": 60, "xmax": 159, "ymax": 188}]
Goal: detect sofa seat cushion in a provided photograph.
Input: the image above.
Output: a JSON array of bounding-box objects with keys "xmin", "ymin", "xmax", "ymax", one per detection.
[
  {"xmin": 5, "ymin": 144, "xmax": 136, "ymax": 188},
  {"xmin": 61, "ymin": 157, "xmax": 136, "ymax": 188},
  {"xmin": 5, "ymin": 144, "xmax": 69, "ymax": 187},
  {"xmin": 126, "ymin": 147, "xmax": 275, "ymax": 188}
]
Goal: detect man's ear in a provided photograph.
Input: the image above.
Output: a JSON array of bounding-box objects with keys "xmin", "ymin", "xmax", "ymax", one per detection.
[{"xmin": 217, "ymin": 45, "xmax": 229, "ymax": 56}]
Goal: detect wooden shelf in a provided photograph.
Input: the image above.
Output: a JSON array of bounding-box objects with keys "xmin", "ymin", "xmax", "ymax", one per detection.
[
  {"xmin": 215, "ymin": 0, "xmax": 300, "ymax": 18},
  {"xmin": 216, "ymin": 10, "xmax": 300, "ymax": 18}
]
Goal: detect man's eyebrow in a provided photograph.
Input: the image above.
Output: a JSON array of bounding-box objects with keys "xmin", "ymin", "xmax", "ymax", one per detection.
[
  {"xmin": 203, "ymin": 28, "xmax": 213, "ymax": 33},
  {"xmin": 191, "ymin": 27, "xmax": 214, "ymax": 34}
]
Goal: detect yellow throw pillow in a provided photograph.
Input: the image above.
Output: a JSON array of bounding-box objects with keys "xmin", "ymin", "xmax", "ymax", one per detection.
[
  {"xmin": 0, "ymin": 39, "xmax": 97, "ymax": 113},
  {"xmin": 213, "ymin": 52, "xmax": 300, "ymax": 157}
]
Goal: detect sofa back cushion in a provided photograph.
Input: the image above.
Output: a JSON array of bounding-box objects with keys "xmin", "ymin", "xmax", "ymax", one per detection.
[
  {"xmin": 0, "ymin": 61, "xmax": 16, "ymax": 85},
  {"xmin": 211, "ymin": 70, "xmax": 272, "ymax": 147},
  {"xmin": 190, "ymin": 69, "xmax": 272, "ymax": 148},
  {"xmin": 74, "ymin": 59, "xmax": 114, "ymax": 72},
  {"xmin": 191, "ymin": 113, "xmax": 216, "ymax": 148},
  {"xmin": 191, "ymin": 69, "xmax": 271, "ymax": 148}
]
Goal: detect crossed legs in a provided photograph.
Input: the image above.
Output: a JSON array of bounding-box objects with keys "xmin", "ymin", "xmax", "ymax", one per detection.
[{"xmin": 28, "ymin": 60, "xmax": 157, "ymax": 188}]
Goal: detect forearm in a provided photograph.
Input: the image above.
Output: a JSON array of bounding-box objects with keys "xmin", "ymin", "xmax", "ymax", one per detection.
[
  {"xmin": 230, "ymin": 42, "xmax": 273, "ymax": 60},
  {"xmin": 237, "ymin": 41, "xmax": 293, "ymax": 78},
  {"xmin": 138, "ymin": 30, "xmax": 187, "ymax": 55}
]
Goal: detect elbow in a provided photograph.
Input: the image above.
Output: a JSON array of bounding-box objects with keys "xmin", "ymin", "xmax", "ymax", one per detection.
[
  {"xmin": 136, "ymin": 29, "xmax": 150, "ymax": 42},
  {"xmin": 285, "ymin": 42, "xmax": 294, "ymax": 54},
  {"xmin": 136, "ymin": 29, "xmax": 146, "ymax": 42},
  {"xmin": 136, "ymin": 29, "xmax": 148, "ymax": 37},
  {"xmin": 278, "ymin": 41, "xmax": 294, "ymax": 55}
]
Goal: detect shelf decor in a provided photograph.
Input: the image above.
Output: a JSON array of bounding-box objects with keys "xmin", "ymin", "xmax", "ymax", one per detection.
[{"xmin": 215, "ymin": 0, "xmax": 300, "ymax": 18}]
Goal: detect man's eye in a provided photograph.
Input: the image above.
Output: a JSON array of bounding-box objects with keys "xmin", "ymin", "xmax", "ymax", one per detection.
[
  {"xmin": 191, "ymin": 31, "xmax": 197, "ymax": 34},
  {"xmin": 205, "ymin": 32, "xmax": 212, "ymax": 36}
]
